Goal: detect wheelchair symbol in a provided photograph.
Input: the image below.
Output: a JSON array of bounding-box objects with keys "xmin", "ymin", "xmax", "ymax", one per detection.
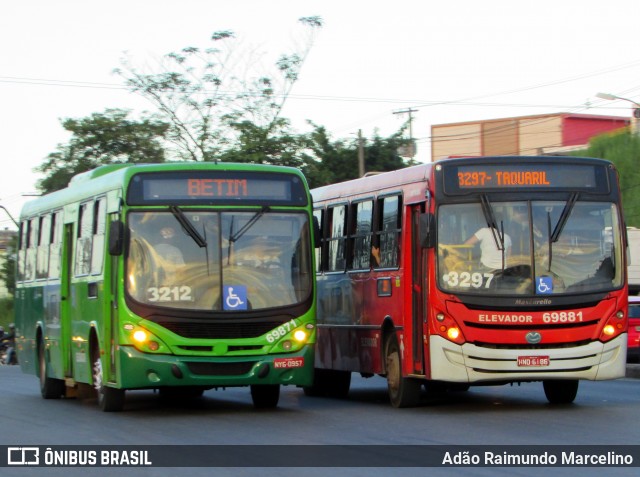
[
  {"xmin": 536, "ymin": 276, "xmax": 553, "ymax": 294},
  {"xmin": 224, "ymin": 285, "xmax": 248, "ymax": 310}
]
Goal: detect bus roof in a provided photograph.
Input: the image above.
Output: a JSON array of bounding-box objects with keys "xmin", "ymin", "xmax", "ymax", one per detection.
[
  {"xmin": 311, "ymin": 163, "xmax": 434, "ymax": 202},
  {"xmin": 311, "ymin": 155, "xmax": 614, "ymax": 202},
  {"xmin": 20, "ymin": 162, "xmax": 308, "ymax": 219}
]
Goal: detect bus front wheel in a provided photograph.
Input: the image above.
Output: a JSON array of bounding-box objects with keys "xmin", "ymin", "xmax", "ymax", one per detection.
[
  {"xmin": 385, "ymin": 333, "xmax": 421, "ymax": 408},
  {"xmin": 38, "ymin": 337, "xmax": 65, "ymax": 399},
  {"xmin": 92, "ymin": 355, "xmax": 125, "ymax": 412},
  {"xmin": 543, "ymin": 379, "xmax": 578, "ymax": 404}
]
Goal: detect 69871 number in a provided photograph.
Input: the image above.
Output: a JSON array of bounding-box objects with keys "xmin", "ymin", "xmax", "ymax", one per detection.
[{"xmin": 266, "ymin": 319, "xmax": 299, "ymax": 343}]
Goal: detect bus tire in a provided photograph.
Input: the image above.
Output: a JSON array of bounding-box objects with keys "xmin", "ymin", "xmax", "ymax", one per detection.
[
  {"xmin": 543, "ymin": 379, "xmax": 578, "ymax": 404},
  {"xmin": 250, "ymin": 384, "xmax": 280, "ymax": 409},
  {"xmin": 385, "ymin": 333, "xmax": 421, "ymax": 408},
  {"xmin": 92, "ymin": 355, "xmax": 125, "ymax": 412},
  {"xmin": 38, "ymin": 337, "xmax": 65, "ymax": 399}
]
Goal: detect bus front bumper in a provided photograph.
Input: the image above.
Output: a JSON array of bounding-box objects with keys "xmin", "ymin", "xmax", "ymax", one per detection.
[
  {"xmin": 115, "ymin": 345, "xmax": 315, "ymax": 390},
  {"xmin": 429, "ymin": 334, "xmax": 627, "ymax": 383}
]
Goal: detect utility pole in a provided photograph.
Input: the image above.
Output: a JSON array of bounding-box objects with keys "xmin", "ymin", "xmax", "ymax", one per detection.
[
  {"xmin": 357, "ymin": 129, "xmax": 365, "ymax": 177},
  {"xmin": 393, "ymin": 108, "xmax": 418, "ymax": 158}
]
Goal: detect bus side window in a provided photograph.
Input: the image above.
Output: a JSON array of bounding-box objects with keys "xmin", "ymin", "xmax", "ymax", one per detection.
[
  {"xmin": 327, "ymin": 204, "xmax": 347, "ymax": 272},
  {"xmin": 349, "ymin": 200, "xmax": 373, "ymax": 270},
  {"xmin": 313, "ymin": 208, "xmax": 324, "ymax": 273},
  {"xmin": 17, "ymin": 221, "xmax": 28, "ymax": 282},
  {"xmin": 375, "ymin": 195, "xmax": 401, "ymax": 268},
  {"xmin": 25, "ymin": 218, "xmax": 39, "ymax": 281},
  {"xmin": 48, "ymin": 211, "xmax": 63, "ymax": 279},
  {"xmin": 75, "ymin": 202, "xmax": 93, "ymax": 276},
  {"xmin": 91, "ymin": 198, "xmax": 106, "ymax": 275},
  {"xmin": 36, "ymin": 215, "xmax": 51, "ymax": 280}
]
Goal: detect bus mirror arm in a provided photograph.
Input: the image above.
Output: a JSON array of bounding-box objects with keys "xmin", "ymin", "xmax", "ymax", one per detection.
[
  {"xmin": 420, "ymin": 213, "xmax": 435, "ymax": 249},
  {"xmin": 109, "ymin": 220, "xmax": 125, "ymax": 256}
]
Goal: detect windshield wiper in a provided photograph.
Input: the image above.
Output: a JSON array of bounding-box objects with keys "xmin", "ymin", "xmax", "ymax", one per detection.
[
  {"xmin": 545, "ymin": 192, "xmax": 579, "ymax": 272},
  {"xmin": 480, "ymin": 194, "xmax": 505, "ymax": 251},
  {"xmin": 230, "ymin": 206, "xmax": 270, "ymax": 243},
  {"xmin": 550, "ymin": 193, "xmax": 578, "ymax": 244},
  {"xmin": 170, "ymin": 206, "xmax": 207, "ymax": 248}
]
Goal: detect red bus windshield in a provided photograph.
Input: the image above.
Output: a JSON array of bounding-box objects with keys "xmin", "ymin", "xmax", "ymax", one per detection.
[{"xmin": 437, "ymin": 200, "xmax": 623, "ymax": 296}]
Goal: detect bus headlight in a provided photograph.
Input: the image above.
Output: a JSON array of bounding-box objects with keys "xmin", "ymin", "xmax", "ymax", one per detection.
[
  {"xmin": 293, "ymin": 330, "xmax": 308, "ymax": 342},
  {"xmin": 123, "ymin": 324, "xmax": 163, "ymax": 352},
  {"xmin": 133, "ymin": 330, "xmax": 148, "ymax": 343},
  {"xmin": 434, "ymin": 311, "xmax": 465, "ymax": 345},
  {"xmin": 447, "ymin": 327, "xmax": 461, "ymax": 341},
  {"xmin": 600, "ymin": 309, "xmax": 627, "ymax": 342}
]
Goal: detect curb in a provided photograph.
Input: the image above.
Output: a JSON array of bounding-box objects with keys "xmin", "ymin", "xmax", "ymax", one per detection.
[{"xmin": 626, "ymin": 364, "xmax": 640, "ymax": 379}]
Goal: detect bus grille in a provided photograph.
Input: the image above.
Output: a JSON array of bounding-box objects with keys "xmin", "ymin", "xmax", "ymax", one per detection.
[
  {"xmin": 186, "ymin": 361, "xmax": 257, "ymax": 376},
  {"xmin": 158, "ymin": 321, "xmax": 282, "ymax": 339},
  {"xmin": 473, "ymin": 339, "xmax": 593, "ymax": 350}
]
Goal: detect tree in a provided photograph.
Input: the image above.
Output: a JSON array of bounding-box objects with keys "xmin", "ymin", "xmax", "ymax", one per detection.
[
  {"xmin": 304, "ymin": 124, "xmax": 418, "ymax": 188},
  {"xmin": 583, "ymin": 129, "xmax": 640, "ymax": 228},
  {"xmin": 115, "ymin": 17, "xmax": 323, "ymax": 163},
  {"xmin": 35, "ymin": 109, "xmax": 170, "ymax": 194},
  {"xmin": 0, "ymin": 235, "xmax": 17, "ymax": 297},
  {"xmin": 217, "ymin": 118, "xmax": 312, "ymax": 169}
]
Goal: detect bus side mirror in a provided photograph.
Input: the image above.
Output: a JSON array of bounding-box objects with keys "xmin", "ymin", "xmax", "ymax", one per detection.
[
  {"xmin": 313, "ymin": 216, "xmax": 321, "ymax": 248},
  {"xmin": 420, "ymin": 213, "xmax": 435, "ymax": 248},
  {"xmin": 109, "ymin": 220, "xmax": 125, "ymax": 256}
]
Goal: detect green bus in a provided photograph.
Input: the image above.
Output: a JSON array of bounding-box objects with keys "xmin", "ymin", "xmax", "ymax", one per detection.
[{"xmin": 15, "ymin": 163, "xmax": 317, "ymax": 411}]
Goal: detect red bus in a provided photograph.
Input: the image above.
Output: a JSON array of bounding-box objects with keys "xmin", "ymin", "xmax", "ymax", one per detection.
[{"xmin": 307, "ymin": 156, "xmax": 628, "ymax": 407}]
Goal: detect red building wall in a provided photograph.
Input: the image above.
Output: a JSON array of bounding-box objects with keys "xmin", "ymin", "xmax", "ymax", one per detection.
[{"xmin": 562, "ymin": 115, "xmax": 628, "ymax": 146}]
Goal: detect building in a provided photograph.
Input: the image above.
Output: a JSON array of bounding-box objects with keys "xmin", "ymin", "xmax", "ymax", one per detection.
[{"xmin": 431, "ymin": 112, "xmax": 629, "ymax": 160}]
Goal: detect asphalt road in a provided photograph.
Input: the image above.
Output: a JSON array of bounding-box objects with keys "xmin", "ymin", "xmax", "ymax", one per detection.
[{"xmin": 1, "ymin": 364, "xmax": 639, "ymax": 477}]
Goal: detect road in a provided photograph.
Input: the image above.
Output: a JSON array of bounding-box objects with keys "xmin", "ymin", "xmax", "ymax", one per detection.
[{"xmin": 0, "ymin": 365, "xmax": 639, "ymax": 477}]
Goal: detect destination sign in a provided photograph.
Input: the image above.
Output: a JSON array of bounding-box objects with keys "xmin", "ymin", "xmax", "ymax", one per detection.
[
  {"xmin": 442, "ymin": 162, "xmax": 610, "ymax": 195},
  {"xmin": 127, "ymin": 171, "xmax": 307, "ymax": 206}
]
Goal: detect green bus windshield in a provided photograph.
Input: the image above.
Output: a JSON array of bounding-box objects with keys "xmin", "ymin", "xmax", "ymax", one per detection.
[{"xmin": 126, "ymin": 210, "xmax": 313, "ymax": 311}]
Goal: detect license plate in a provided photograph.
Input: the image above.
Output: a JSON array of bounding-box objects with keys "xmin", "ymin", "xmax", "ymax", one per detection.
[
  {"xmin": 517, "ymin": 356, "xmax": 550, "ymax": 367},
  {"xmin": 273, "ymin": 357, "xmax": 305, "ymax": 369}
]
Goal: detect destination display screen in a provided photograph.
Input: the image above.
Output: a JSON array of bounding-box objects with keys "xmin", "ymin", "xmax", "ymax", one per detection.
[
  {"xmin": 127, "ymin": 171, "xmax": 308, "ymax": 206},
  {"xmin": 443, "ymin": 163, "xmax": 610, "ymax": 195}
]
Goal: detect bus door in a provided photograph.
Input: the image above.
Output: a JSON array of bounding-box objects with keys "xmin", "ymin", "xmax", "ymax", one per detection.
[
  {"xmin": 410, "ymin": 204, "xmax": 426, "ymax": 375},
  {"xmin": 59, "ymin": 223, "xmax": 74, "ymax": 377},
  {"xmin": 105, "ymin": 214, "xmax": 120, "ymax": 384}
]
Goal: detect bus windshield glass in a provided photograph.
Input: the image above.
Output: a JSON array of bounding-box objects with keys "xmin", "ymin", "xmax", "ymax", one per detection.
[
  {"xmin": 437, "ymin": 200, "xmax": 623, "ymax": 295},
  {"xmin": 126, "ymin": 210, "xmax": 312, "ymax": 311}
]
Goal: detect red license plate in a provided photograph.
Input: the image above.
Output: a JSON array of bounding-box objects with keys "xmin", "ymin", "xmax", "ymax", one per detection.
[
  {"xmin": 273, "ymin": 357, "xmax": 305, "ymax": 369},
  {"xmin": 517, "ymin": 356, "xmax": 550, "ymax": 367}
]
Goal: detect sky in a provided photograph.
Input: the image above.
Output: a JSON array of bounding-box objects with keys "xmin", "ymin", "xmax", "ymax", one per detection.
[{"xmin": 2, "ymin": 0, "xmax": 640, "ymax": 229}]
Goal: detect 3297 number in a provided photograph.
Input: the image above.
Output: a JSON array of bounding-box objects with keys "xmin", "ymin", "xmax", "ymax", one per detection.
[{"xmin": 443, "ymin": 271, "xmax": 495, "ymax": 289}]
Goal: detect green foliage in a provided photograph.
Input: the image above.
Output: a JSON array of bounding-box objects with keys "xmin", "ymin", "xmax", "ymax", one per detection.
[
  {"xmin": 0, "ymin": 235, "xmax": 17, "ymax": 297},
  {"xmin": 584, "ymin": 129, "xmax": 640, "ymax": 228},
  {"xmin": 303, "ymin": 124, "xmax": 418, "ymax": 188},
  {"xmin": 0, "ymin": 297, "xmax": 14, "ymax": 330},
  {"xmin": 115, "ymin": 17, "xmax": 323, "ymax": 163},
  {"xmin": 217, "ymin": 118, "xmax": 311, "ymax": 169},
  {"xmin": 35, "ymin": 109, "xmax": 169, "ymax": 194}
]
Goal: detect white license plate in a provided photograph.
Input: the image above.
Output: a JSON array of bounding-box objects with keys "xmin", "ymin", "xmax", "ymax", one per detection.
[{"xmin": 517, "ymin": 356, "xmax": 550, "ymax": 367}]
